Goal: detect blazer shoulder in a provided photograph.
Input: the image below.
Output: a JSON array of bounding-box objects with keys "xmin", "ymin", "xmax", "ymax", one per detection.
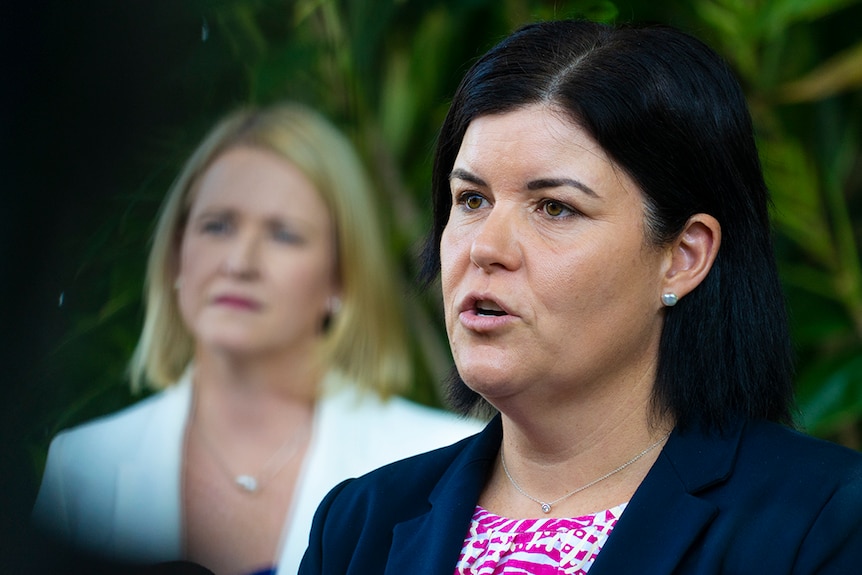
[
  {"xmin": 48, "ymin": 381, "xmax": 190, "ymax": 462},
  {"xmin": 741, "ymin": 419, "xmax": 862, "ymax": 481}
]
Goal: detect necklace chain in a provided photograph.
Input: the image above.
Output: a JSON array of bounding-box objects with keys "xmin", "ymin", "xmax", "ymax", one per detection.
[
  {"xmin": 500, "ymin": 432, "xmax": 671, "ymax": 514},
  {"xmin": 198, "ymin": 422, "xmax": 308, "ymax": 494}
]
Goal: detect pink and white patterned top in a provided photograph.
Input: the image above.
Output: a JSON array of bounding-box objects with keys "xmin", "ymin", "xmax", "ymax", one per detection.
[{"xmin": 453, "ymin": 503, "xmax": 627, "ymax": 575}]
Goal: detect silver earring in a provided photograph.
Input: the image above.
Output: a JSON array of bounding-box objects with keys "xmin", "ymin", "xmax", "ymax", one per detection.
[
  {"xmin": 327, "ymin": 296, "xmax": 342, "ymax": 315},
  {"xmin": 661, "ymin": 293, "xmax": 678, "ymax": 307},
  {"xmin": 174, "ymin": 277, "xmax": 183, "ymax": 290}
]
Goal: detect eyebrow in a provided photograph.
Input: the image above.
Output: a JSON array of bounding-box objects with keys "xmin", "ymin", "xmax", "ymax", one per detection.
[
  {"xmin": 449, "ymin": 169, "xmax": 598, "ymax": 198},
  {"xmin": 191, "ymin": 207, "xmax": 233, "ymax": 219},
  {"xmin": 527, "ymin": 177, "xmax": 598, "ymax": 198},
  {"xmin": 449, "ymin": 168, "xmax": 486, "ymax": 187}
]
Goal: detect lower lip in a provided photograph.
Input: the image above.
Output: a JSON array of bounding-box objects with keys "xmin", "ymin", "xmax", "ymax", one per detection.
[
  {"xmin": 214, "ymin": 297, "xmax": 259, "ymax": 310},
  {"xmin": 458, "ymin": 309, "xmax": 514, "ymax": 332}
]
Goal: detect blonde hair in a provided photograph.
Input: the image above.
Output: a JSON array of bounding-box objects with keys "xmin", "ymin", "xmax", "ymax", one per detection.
[{"xmin": 129, "ymin": 103, "xmax": 411, "ymax": 397}]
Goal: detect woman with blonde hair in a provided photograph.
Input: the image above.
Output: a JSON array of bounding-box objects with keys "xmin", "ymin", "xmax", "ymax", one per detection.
[{"xmin": 32, "ymin": 102, "xmax": 480, "ymax": 575}]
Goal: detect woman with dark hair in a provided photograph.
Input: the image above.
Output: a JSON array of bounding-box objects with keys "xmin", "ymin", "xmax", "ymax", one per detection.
[{"xmin": 299, "ymin": 20, "xmax": 862, "ymax": 574}]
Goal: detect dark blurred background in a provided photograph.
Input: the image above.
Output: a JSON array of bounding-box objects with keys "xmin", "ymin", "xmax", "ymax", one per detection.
[{"xmin": 3, "ymin": 0, "xmax": 861, "ymax": 569}]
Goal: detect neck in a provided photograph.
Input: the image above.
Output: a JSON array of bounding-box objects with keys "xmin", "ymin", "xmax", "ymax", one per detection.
[
  {"xmin": 487, "ymin": 365, "xmax": 674, "ymax": 517},
  {"xmin": 489, "ymin": 406, "xmax": 671, "ymax": 518},
  {"xmin": 196, "ymin": 342, "xmax": 321, "ymax": 394},
  {"xmin": 501, "ymin": 397, "xmax": 670, "ymax": 468},
  {"xmin": 191, "ymin": 348, "xmax": 319, "ymax": 437},
  {"xmin": 500, "ymin": 361, "xmax": 667, "ymax": 454}
]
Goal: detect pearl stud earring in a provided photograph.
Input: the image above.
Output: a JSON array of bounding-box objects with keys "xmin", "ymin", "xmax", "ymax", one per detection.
[{"xmin": 661, "ymin": 293, "xmax": 678, "ymax": 307}]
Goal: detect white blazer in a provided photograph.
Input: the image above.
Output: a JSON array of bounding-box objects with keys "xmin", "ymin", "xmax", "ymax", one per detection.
[{"xmin": 32, "ymin": 371, "xmax": 483, "ymax": 574}]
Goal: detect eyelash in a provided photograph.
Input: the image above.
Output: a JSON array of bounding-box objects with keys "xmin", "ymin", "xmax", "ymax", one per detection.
[
  {"xmin": 198, "ymin": 218, "xmax": 304, "ymax": 245},
  {"xmin": 455, "ymin": 191, "xmax": 488, "ymax": 210},
  {"xmin": 455, "ymin": 192, "xmax": 578, "ymax": 219},
  {"xmin": 272, "ymin": 227, "xmax": 304, "ymax": 244},
  {"xmin": 537, "ymin": 199, "xmax": 578, "ymax": 218},
  {"xmin": 201, "ymin": 218, "xmax": 231, "ymax": 234}
]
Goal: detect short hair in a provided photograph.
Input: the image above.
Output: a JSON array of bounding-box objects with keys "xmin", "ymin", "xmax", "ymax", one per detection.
[
  {"xmin": 422, "ymin": 20, "xmax": 795, "ymax": 431},
  {"xmin": 130, "ymin": 102, "xmax": 410, "ymax": 398}
]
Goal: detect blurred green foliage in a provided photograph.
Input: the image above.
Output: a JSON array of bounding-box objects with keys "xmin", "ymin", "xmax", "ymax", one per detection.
[{"xmin": 25, "ymin": 0, "xmax": 862, "ymax": 483}]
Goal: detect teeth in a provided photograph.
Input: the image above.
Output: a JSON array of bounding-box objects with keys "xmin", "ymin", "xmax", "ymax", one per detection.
[{"xmin": 476, "ymin": 300, "xmax": 505, "ymax": 316}]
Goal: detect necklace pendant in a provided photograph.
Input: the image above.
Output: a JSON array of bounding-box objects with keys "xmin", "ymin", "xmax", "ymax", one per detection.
[
  {"xmin": 235, "ymin": 474, "xmax": 259, "ymax": 493},
  {"xmin": 541, "ymin": 503, "xmax": 551, "ymax": 514}
]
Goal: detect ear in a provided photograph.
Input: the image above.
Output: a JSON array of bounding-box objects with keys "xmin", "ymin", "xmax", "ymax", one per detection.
[{"xmin": 662, "ymin": 213, "xmax": 721, "ymax": 301}]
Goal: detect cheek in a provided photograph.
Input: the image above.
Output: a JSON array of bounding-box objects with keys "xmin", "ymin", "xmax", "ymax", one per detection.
[
  {"xmin": 439, "ymin": 227, "xmax": 463, "ymax": 300},
  {"xmin": 277, "ymin": 253, "xmax": 336, "ymax": 299},
  {"xmin": 176, "ymin": 240, "xmax": 203, "ymax": 311},
  {"xmin": 557, "ymin": 245, "xmax": 659, "ymax": 316},
  {"xmin": 177, "ymin": 236, "xmax": 211, "ymax": 280},
  {"xmin": 531, "ymin": 241, "xmax": 615, "ymax": 314}
]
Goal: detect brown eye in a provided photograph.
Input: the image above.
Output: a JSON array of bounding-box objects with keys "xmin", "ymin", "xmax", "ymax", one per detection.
[
  {"xmin": 464, "ymin": 194, "xmax": 485, "ymax": 210},
  {"xmin": 543, "ymin": 201, "xmax": 566, "ymax": 217}
]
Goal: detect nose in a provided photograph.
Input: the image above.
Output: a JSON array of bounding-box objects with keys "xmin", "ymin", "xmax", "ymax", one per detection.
[
  {"xmin": 469, "ymin": 203, "xmax": 522, "ymax": 272},
  {"xmin": 222, "ymin": 231, "xmax": 260, "ymax": 278}
]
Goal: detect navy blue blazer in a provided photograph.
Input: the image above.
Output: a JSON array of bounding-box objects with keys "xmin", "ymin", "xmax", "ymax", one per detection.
[{"xmin": 299, "ymin": 415, "xmax": 862, "ymax": 574}]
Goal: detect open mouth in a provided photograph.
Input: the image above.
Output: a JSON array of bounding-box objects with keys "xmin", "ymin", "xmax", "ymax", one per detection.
[{"xmin": 476, "ymin": 300, "xmax": 507, "ymax": 317}]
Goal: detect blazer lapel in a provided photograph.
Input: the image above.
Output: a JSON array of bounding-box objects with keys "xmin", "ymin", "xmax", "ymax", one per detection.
[
  {"xmin": 590, "ymin": 420, "xmax": 743, "ymax": 575},
  {"xmin": 384, "ymin": 416, "xmax": 503, "ymax": 575},
  {"xmin": 380, "ymin": 416, "xmax": 743, "ymax": 575},
  {"xmin": 113, "ymin": 376, "xmax": 192, "ymax": 561}
]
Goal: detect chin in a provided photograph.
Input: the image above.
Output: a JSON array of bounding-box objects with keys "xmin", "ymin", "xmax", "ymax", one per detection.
[
  {"xmin": 456, "ymin": 361, "xmax": 516, "ymax": 397},
  {"xmin": 200, "ymin": 332, "xmax": 262, "ymax": 355}
]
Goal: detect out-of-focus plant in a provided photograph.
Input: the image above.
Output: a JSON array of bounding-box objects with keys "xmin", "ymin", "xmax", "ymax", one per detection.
[
  {"xmin": 29, "ymin": 0, "xmax": 862, "ymax": 486},
  {"xmin": 691, "ymin": 0, "xmax": 862, "ymax": 446},
  {"xmin": 29, "ymin": 0, "xmax": 623, "ymax": 446}
]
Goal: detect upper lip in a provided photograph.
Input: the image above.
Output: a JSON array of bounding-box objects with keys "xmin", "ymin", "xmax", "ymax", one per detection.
[{"xmin": 459, "ymin": 292, "xmax": 513, "ymax": 316}]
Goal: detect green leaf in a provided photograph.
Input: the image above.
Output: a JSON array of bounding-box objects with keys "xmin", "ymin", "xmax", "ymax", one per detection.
[
  {"xmin": 761, "ymin": 137, "xmax": 835, "ymax": 265},
  {"xmin": 778, "ymin": 39, "xmax": 862, "ymax": 102},
  {"xmin": 762, "ymin": 0, "xmax": 860, "ymax": 35},
  {"xmin": 797, "ymin": 354, "xmax": 862, "ymax": 435}
]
